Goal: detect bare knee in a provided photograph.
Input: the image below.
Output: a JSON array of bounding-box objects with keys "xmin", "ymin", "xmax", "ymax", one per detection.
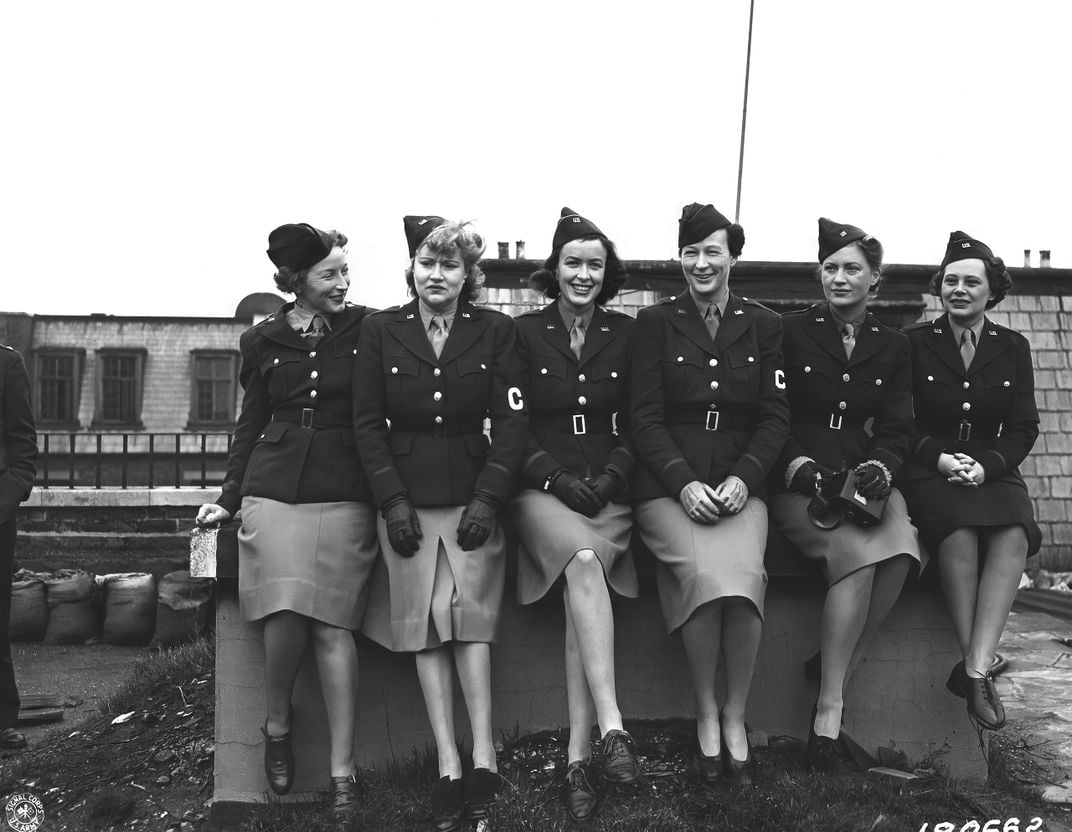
[
  {"xmin": 565, "ymin": 548, "xmax": 603, "ymax": 583},
  {"xmin": 310, "ymin": 621, "xmax": 354, "ymax": 651}
]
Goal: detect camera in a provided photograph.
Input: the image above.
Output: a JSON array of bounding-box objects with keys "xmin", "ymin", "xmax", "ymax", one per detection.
[{"xmin": 807, "ymin": 468, "xmax": 888, "ymax": 529}]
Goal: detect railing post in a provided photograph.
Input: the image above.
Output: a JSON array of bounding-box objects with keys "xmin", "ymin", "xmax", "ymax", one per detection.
[
  {"xmin": 68, "ymin": 434, "xmax": 76, "ymax": 489},
  {"xmin": 121, "ymin": 434, "xmax": 129, "ymax": 489},
  {"xmin": 42, "ymin": 434, "xmax": 50, "ymax": 489},
  {"xmin": 174, "ymin": 434, "xmax": 181, "ymax": 488},
  {"xmin": 95, "ymin": 434, "xmax": 102, "ymax": 489},
  {"xmin": 148, "ymin": 433, "xmax": 155, "ymax": 490}
]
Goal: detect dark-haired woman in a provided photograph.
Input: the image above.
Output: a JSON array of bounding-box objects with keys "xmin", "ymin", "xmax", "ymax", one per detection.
[
  {"xmin": 196, "ymin": 224, "xmax": 375, "ymax": 816},
  {"xmin": 900, "ymin": 231, "xmax": 1040, "ymax": 731},
  {"xmin": 354, "ymin": 216, "xmax": 528, "ymax": 831},
  {"xmin": 510, "ymin": 208, "xmax": 638, "ymax": 821},
  {"xmin": 631, "ymin": 203, "xmax": 789, "ymax": 785},
  {"xmin": 770, "ymin": 218, "xmax": 923, "ymax": 771}
]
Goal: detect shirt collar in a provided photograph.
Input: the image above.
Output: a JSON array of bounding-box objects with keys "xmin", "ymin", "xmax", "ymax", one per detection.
[
  {"xmin": 285, "ymin": 301, "xmax": 333, "ymax": 334},
  {"xmin": 828, "ymin": 305, "xmax": 867, "ymax": 335},
  {"xmin": 556, "ymin": 300, "xmax": 595, "ymax": 331},
  {"xmin": 949, "ymin": 316, "xmax": 985, "ymax": 346},
  {"xmin": 688, "ymin": 287, "xmax": 729, "ymax": 320},
  {"xmin": 418, "ymin": 299, "xmax": 458, "ymax": 331}
]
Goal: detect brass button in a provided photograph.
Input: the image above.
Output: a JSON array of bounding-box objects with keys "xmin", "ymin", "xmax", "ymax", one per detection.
[
  {"xmin": 435, "ymin": 416, "xmax": 443, "ymax": 425},
  {"xmin": 677, "ymin": 355, "xmax": 684, "ymax": 363},
  {"xmin": 875, "ymin": 379, "xmax": 883, "ymax": 386},
  {"xmin": 1003, "ymin": 380, "xmax": 1011, "ymax": 387},
  {"xmin": 391, "ymin": 367, "xmax": 399, "ymax": 374},
  {"xmin": 927, "ymin": 375, "xmax": 934, "ymax": 381},
  {"xmin": 310, "ymin": 390, "xmax": 318, "ymax": 398},
  {"xmin": 747, "ymin": 356, "xmax": 755, "ymax": 363},
  {"xmin": 838, "ymin": 401, "xmax": 847, "ymax": 410},
  {"xmin": 962, "ymin": 402, "xmax": 971, "ymax": 411},
  {"xmin": 842, "ymin": 373, "xmax": 850, "ymax": 382},
  {"xmin": 310, "ymin": 351, "xmax": 317, "ymax": 358},
  {"xmin": 434, "ymin": 368, "xmax": 441, "ymax": 377},
  {"xmin": 578, "ymin": 396, "xmax": 587, "ymax": 405},
  {"xmin": 310, "ymin": 370, "xmax": 318, "ymax": 379},
  {"xmin": 273, "ymin": 358, "xmax": 280, "ymax": 365},
  {"xmin": 541, "ymin": 367, "xmax": 548, "ymax": 375},
  {"xmin": 710, "ymin": 381, "xmax": 719, "ymax": 390},
  {"xmin": 578, "ymin": 374, "xmax": 586, "ymax": 382},
  {"xmin": 611, "ymin": 371, "xmax": 618, "ymax": 378},
  {"xmin": 434, "ymin": 391, "xmax": 443, "ymax": 402},
  {"xmin": 805, "ymin": 365, "xmax": 812, "ymax": 373},
  {"xmin": 963, "ymin": 382, "xmax": 970, "ymax": 389},
  {"xmin": 709, "ymin": 359, "xmax": 718, "ymax": 367}
]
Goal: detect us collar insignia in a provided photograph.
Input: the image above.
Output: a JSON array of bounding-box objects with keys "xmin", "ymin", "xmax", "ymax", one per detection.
[
  {"xmin": 815, "ymin": 316, "xmax": 825, "ymax": 322},
  {"xmin": 734, "ymin": 309, "xmax": 744, "ymax": 315},
  {"xmin": 988, "ymin": 330, "xmax": 997, "ymax": 336},
  {"xmin": 461, "ymin": 312, "xmax": 471, "ymax": 318},
  {"xmin": 546, "ymin": 324, "xmax": 556, "ymax": 329},
  {"xmin": 600, "ymin": 326, "xmax": 610, "ymax": 332},
  {"xmin": 871, "ymin": 326, "xmax": 879, "ymax": 332},
  {"xmin": 406, "ymin": 313, "xmax": 415, "ymax": 319},
  {"xmin": 933, "ymin": 327, "xmax": 943, "ymax": 334}
]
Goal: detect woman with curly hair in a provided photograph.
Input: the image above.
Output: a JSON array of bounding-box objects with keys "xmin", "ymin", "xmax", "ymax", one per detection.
[
  {"xmin": 900, "ymin": 231, "xmax": 1040, "ymax": 731},
  {"xmin": 354, "ymin": 216, "xmax": 528, "ymax": 831},
  {"xmin": 510, "ymin": 208, "xmax": 639, "ymax": 821},
  {"xmin": 771, "ymin": 218, "xmax": 923, "ymax": 772},
  {"xmin": 197, "ymin": 223, "xmax": 376, "ymax": 817}
]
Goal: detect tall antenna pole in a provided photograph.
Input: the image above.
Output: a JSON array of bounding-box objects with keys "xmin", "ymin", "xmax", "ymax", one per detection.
[{"xmin": 734, "ymin": 0, "xmax": 756, "ymax": 223}]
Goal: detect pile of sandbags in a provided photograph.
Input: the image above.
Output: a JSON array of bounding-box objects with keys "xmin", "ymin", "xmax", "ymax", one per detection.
[
  {"xmin": 8, "ymin": 568, "xmax": 215, "ymax": 646},
  {"xmin": 1031, "ymin": 570, "xmax": 1072, "ymax": 592}
]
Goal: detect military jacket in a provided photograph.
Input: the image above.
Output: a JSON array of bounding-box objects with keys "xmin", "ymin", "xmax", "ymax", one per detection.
[
  {"xmin": 776, "ymin": 303, "xmax": 913, "ymax": 485},
  {"xmin": 630, "ymin": 292, "xmax": 789, "ymax": 501},
  {"xmin": 217, "ymin": 302, "xmax": 373, "ymax": 516},
  {"xmin": 354, "ymin": 299, "xmax": 528, "ymax": 508},
  {"xmin": 900, "ymin": 312, "xmax": 1038, "ymax": 484},
  {"xmin": 514, "ymin": 303, "xmax": 635, "ymax": 499},
  {"xmin": 0, "ymin": 346, "xmax": 37, "ymax": 524}
]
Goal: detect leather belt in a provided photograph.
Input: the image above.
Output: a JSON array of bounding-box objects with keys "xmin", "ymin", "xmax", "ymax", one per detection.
[
  {"xmin": 389, "ymin": 423, "xmax": 485, "ymax": 438},
  {"xmin": 532, "ymin": 413, "xmax": 615, "ymax": 436},
  {"xmin": 668, "ymin": 405, "xmax": 753, "ymax": 432},
  {"xmin": 272, "ymin": 408, "xmax": 350, "ymax": 429},
  {"xmin": 795, "ymin": 413, "xmax": 869, "ymax": 431}
]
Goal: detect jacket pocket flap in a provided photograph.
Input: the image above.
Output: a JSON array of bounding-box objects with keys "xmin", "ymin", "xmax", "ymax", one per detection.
[
  {"xmin": 257, "ymin": 421, "xmax": 289, "ymax": 443},
  {"xmin": 458, "ymin": 356, "xmax": 491, "ymax": 376}
]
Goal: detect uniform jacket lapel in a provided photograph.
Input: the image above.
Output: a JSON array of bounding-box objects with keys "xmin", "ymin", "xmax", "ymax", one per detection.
[
  {"xmin": 668, "ymin": 293, "xmax": 719, "ymax": 356},
  {"xmin": 578, "ymin": 306, "xmax": 617, "ymax": 365},
  {"xmin": 257, "ymin": 303, "xmax": 310, "ymax": 351},
  {"xmin": 800, "ymin": 303, "xmax": 848, "ymax": 363},
  {"xmin": 713, "ymin": 293, "xmax": 754, "ymax": 351},
  {"xmin": 316, "ymin": 304, "xmax": 362, "ymax": 349},
  {"xmin": 438, "ymin": 302, "xmax": 489, "ymax": 366},
  {"xmin": 967, "ymin": 316, "xmax": 1009, "ymax": 372},
  {"xmin": 538, "ymin": 303, "xmax": 578, "ymax": 364},
  {"xmin": 846, "ymin": 313, "xmax": 885, "ymax": 368},
  {"xmin": 918, "ymin": 313, "xmax": 967, "ymax": 377},
  {"xmin": 384, "ymin": 299, "xmax": 438, "ymax": 365}
]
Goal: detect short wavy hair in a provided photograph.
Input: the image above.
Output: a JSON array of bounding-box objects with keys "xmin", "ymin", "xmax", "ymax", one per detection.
[
  {"xmin": 814, "ymin": 236, "xmax": 885, "ymax": 294},
  {"xmin": 679, "ymin": 223, "xmax": 746, "ymax": 259},
  {"xmin": 404, "ymin": 220, "xmax": 486, "ymax": 304},
  {"xmin": 272, "ymin": 230, "xmax": 348, "ymax": 295},
  {"xmin": 930, "ymin": 255, "xmax": 1013, "ymax": 310},
  {"xmin": 529, "ymin": 234, "xmax": 628, "ymax": 305}
]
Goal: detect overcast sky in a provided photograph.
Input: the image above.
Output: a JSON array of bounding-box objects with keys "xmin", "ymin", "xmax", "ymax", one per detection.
[{"xmin": 3, "ymin": 0, "xmax": 1069, "ymax": 317}]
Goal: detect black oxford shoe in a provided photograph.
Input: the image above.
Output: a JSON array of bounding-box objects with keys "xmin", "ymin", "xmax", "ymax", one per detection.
[{"xmin": 565, "ymin": 761, "xmax": 600, "ymax": 823}]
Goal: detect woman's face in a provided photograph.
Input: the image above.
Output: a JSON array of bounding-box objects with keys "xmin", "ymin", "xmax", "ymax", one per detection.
[
  {"xmin": 680, "ymin": 228, "xmax": 735, "ymax": 301},
  {"xmin": 820, "ymin": 243, "xmax": 877, "ymax": 315},
  {"xmin": 556, "ymin": 238, "xmax": 606, "ymax": 313},
  {"xmin": 940, "ymin": 258, "xmax": 993, "ymax": 324},
  {"xmin": 413, "ymin": 243, "xmax": 466, "ymax": 311},
  {"xmin": 295, "ymin": 246, "xmax": 349, "ymax": 316}
]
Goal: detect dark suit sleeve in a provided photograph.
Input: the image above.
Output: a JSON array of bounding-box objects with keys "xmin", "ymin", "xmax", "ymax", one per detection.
[
  {"xmin": 478, "ymin": 315, "xmax": 528, "ymax": 500},
  {"xmin": 216, "ymin": 329, "xmax": 269, "ymax": 516},
  {"xmin": 865, "ymin": 333, "xmax": 913, "ymax": 475},
  {"xmin": 353, "ymin": 314, "xmax": 407, "ymax": 507},
  {"xmin": 0, "ymin": 351, "xmax": 37, "ymax": 522},
  {"xmin": 730, "ymin": 312, "xmax": 790, "ymax": 491},
  {"xmin": 630, "ymin": 308, "xmax": 700, "ymax": 498},
  {"xmin": 982, "ymin": 334, "xmax": 1039, "ymax": 480}
]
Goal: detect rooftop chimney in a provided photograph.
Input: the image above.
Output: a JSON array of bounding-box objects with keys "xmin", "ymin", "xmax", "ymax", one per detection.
[
  {"xmin": 1023, "ymin": 249, "xmax": 1032, "ymax": 267},
  {"xmin": 515, "ymin": 240, "xmax": 526, "ymax": 260},
  {"xmin": 1040, "ymin": 250, "xmax": 1051, "ymax": 268},
  {"xmin": 497, "ymin": 242, "xmax": 509, "ymax": 259}
]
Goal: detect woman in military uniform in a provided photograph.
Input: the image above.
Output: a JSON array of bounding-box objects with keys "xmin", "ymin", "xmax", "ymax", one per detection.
[
  {"xmin": 354, "ymin": 217, "xmax": 527, "ymax": 831},
  {"xmin": 900, "ymin": 231, "xmax": 1040, "ymax": 731},
  {"xmin": 630, "ymin": 202, "xmax": 789, "ymax": 785},
  {"xmin": 510, "ymin": 208, "xmax": 638, "ymax": 821},
  {"xmin": 196, "ymin": 223, "xmax": 375, "ymax": 816},
  {"xmin": 770, "ymin": 218, "xmax": 923, "ymax": 771}
]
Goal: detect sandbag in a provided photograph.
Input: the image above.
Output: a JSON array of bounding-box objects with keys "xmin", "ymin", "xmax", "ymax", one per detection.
[
  {"xmin": 101, "ymin": 572, "xmax": 157, "ymax": 646},
  {"xmin": 10, "ymin": 576, "xmax": 47, "ymax": 642},
  {"xmin": 44, "ymin": 570, "xmax": 99, "ymax": 644},
  {"xmin": 151, "ymin": 570, "xmax": 215, "ymax": 647}
]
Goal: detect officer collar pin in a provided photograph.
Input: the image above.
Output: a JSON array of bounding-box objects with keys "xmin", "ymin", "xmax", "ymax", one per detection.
[
  {"xmin": 933, "ymin": 327, "xmax": 942, "ymax": 333},
  {"xmin": 871, "ymin": 326, "xmax": 879, "ymax": 332},
  {"xmin": 461, "ymin": 312, "xmax": 471, "ymax": 318},
  {"xmin": 406, "ymin": 313, "xmax": 415, "ymax": 319},
  {"xmin": 988, "ymin": 329, "xmax": 996, "ymax": 335},
  {"xmin": 734, "ymin": 309, "xmax": 743, "ymax": 315},
  {"xmin": 815, "ymin": 316, "xmax": 825, "ymax": 322},
  {"xmin": 600, "ymin": 326, "xmax": 610, "ymax": 332},
  {"xmin": 546, "ymin": 324, "xmax": 556, "ymax": 329}
]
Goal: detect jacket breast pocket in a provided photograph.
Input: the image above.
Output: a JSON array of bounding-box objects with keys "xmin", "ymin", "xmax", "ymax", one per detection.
[
  {"xmin": 386, "ymin": 356, "xmax": 420, "ymax": 397},
  {"xmin": 260, "ymin": 353, "xmax": 302, "ymax": 397},
  {"xmin": 723, "ymin": 352, "xmax": 760, "ymax": 401},
  {"xmin": 456, "ymin": 355, "xmax": 492, "ymax": 401},
  {"xmin": 664, "ymin": 353, "xmax": 707, "ymax": 400}
]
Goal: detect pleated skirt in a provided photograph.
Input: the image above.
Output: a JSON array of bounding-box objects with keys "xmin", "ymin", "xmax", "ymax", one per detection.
[
  {"xmin": 635, "ymin": 497, "xmax": 768, "ymax": 633},
  {"xmin": 362, "ymin": 505, "xmax": 506, "ymax": 652},
  {"xmin": 511, "ymin": 490, "xmax": 637, "ymax": 604},
  {"xmin": 237, "ymin": 496, "xmax": 380, "ymax": 630},
  {"xmin": 770, "ymin": 488, "xmax": 924, "ymax": 586}
]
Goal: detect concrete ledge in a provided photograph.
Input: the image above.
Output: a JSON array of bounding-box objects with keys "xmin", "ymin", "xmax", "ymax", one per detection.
[{"xmin": 24, "ymin": 488, "xmax": 213, "ymax": 508}]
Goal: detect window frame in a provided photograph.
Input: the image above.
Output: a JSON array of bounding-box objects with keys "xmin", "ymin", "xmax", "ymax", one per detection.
[
  {"xmin": 92, "ymin": 348, "xmax": 147, "ymax": 429},
  {"xmin": 31, "ymin": 347, "xmax": 85, "ymax": 429},
  {"xmin": 186, "ymin": 349, "xmax": 240, "ymax": 429}
]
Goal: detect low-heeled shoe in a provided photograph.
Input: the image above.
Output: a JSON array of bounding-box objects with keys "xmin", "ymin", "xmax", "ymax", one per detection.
[
  {"xmin": 806, "ymin": 705, "xmax": 842, "ymax": 774},
  {"xmin": 329, "ymin": 773, "xmax": 361, "ymax": 818},
  {"xmin": 965, "ymin": 672, "xmax": 1006, "ymax": 730},
  {"xmin": 946, "ymin": 661, "xmax": 967, "ymax": 699},
  {"xmin": 0, "ymin": 729, "xmax": 27, "ymax": 750},
  {"xmin": 262, "ymin": 721, "xmax": 294, "ymax": 795},
  {"xmin": 724, "ymin": 744, "xmax": 754, "ymax": 787},
  {"xmin": 697, "ymin": 751, "xmax": 724, "ymax": 785},
  {"xmin": 463, "ymin": 767, "xmax": 501, "ymax": 820},
  {"xmin": 600, "ymin": 728, "xmax": 640, "ymax": 784},
  {"xmin": 429, "ymin": 775, "xmax": 465, "ymax": 832},
  {"xmin": 565, "ymin": 761, "xmax": 600, "ymax": 823}
]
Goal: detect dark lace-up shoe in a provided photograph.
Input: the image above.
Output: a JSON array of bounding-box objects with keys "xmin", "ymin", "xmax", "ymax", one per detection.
[
  {"xmin": 565, "ymin": 761, "xmax": 599, "ymax": 822},
  {"xmin": 329, "ymin": 773, "xmax": 361, "ymax": 819},
  {"xmin": 965, "ymin": 671, "xmax": 1006, "ymax": 730},
  {"xmin": 262, "ymin": 722, "xmax": 294, "ymax": 795},
  {"xmin": 600, "ymin": 728, "xmax": 639, "ymax": 784},
  {"xmin": 463, "ymin": 767, "xmax": 501, "ymax": 820},
  {"xmin": 429, "ymin": 775, "xmax": 464, "ymax": 832}
]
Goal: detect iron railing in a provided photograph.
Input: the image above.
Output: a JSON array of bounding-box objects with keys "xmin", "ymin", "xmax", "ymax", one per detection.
[{"xmin": 37, "ymin": 432, "xmax": 234, "ymax": 489}]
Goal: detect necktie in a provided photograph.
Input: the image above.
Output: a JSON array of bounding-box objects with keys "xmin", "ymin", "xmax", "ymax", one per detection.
[
  {"xmin": 960, "ymin": 329, "xmax": 976, "ymax": 370},
  {"xmin": 569, "ymin": 316, "xmax": 586, "ymax": 360},
  {"xmin": 703, "ymin": 305, "xmax": 721, "ymax": 342},
  {"xmin": 429, "ymin": 315, "xmax": 447, "ymax": 359},
  {"xmin": 303, "ymin": 315, "xmax": 326, "ymax": 345},
  {"xmin": 841, "ymin": 322, "xmax": 856, "ymax": 360}
]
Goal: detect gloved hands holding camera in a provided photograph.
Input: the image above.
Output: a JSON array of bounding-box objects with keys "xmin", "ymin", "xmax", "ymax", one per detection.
[
  {"xmin": 789, "ymin": 458, "xmax": 834, "ymax": 496},
  {"xmin": 853, "ymin": 460, "xmax": 892, "ymax": 500}
]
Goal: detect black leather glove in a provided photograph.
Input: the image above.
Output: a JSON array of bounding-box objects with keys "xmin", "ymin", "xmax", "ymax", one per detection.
[
  {"xmin": 583, "ymin": 469, "xmax": 622, "ymax": 508},
  {"xmin": 382, "ymin": 493, "xmax": 422, "ymax": 557},
  {"xmin": 549, "ymin": 470, "xmax": 602, "ymax": 517},
  {"xmin": 854, "ymin": 461, "xmax": 891, "ymax": 500},
  {"xmin": 790, "ymin": 460, "xmax": 829, "ymax": 496},
  {"xmin": 457, "ymin": 492, "xmax": 499, "ymax": 551}
]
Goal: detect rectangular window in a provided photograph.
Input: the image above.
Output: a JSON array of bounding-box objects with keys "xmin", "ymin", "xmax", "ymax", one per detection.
[
  {"xmin": 94, "ymin": 349, "xmax": 146, "ymax": 427},
  {"xmin": 33, "ymin": 349, "xmax": 84, "ymax": 426},
  {"xmin": 189, "ymin": 351, "xmax": 239, "ymax": 427}
]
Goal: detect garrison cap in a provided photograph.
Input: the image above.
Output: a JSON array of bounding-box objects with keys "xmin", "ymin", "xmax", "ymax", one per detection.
[
  {"xmin": 940, "ymin": 230, "xmax": 995, "ymax": 269},
  {"xmin": 404, "ymin": 215, "xmax": 448, "ymax": 258},
  {"xmin": 817, "ymin": 217, "xmax": 872, "ymax": 262},
  {"xmin": 678, "ymin": 203, "xmax": 732, "ymax": 250},
  {"xmin": 266, "ymin": 223, "xmax": 335, "ymax": 272},
  {"xmin": 552, "ymin": 207, "xmax": 604, "ymax": 251}
]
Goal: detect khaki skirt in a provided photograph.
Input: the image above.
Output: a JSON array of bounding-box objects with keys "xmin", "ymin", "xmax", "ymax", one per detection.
[
  {"xmin": 770, "ymin": 488, "xmax": 924, "ymax": 586},
  {"xmin": 362, "ymin": 505, "xmax": 506, "ymax": 652},
  {"xmin": 511, "ymin": 490, "xmax": 637, "ymax": 604},
  {"xmin": 238, "ymin": 496, "xmax": 380, "ymax": 630},
  {"xmin": 635, "ymin": 497, "xmax": 768, "ymax": 633}
]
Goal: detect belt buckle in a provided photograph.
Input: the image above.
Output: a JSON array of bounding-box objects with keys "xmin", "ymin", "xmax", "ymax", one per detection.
[
  {"xmin": 705, "ymin": 410, "xmax": 720, "ymax": 431},
  {"xmin": 301, "ymin": 407, "xmax": 314, "ymax": 428},
  {"xmin": 572, "ymin": 414, "xmax": 587, "ymax": 435},
  {"xmin": 829, "ymin": 413, "xmax": 843, "ymax": 430},
  {"xmin": 957, "ymin": 420, "xmax": 972, "ymax": 442}
]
